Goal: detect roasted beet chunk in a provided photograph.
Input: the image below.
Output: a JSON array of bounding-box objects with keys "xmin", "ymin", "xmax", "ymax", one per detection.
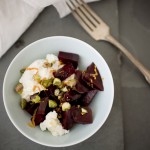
[
  {"xmin": 39, "ymin": 90, "xmax": 49, "ymax": 98},
  {"xmin": 53, "ymin": 63, "xmax": 75, "ymax": 80},
  {"xmin": 25, "ymin": 102, "xmax": 39, "ymax": 115},
  {"xmin": 82, "ymin": 62, "xmax": 104, "ymax": 91},
  {"xmin": 75, "ymin": 70, "xmax": 91, "ymax": 93},
  {"xmin": 34, "ymin": 114, "xmax": 45, "ymax": 126},
  {"xmin": 62, "ymin": 107, "xmax": 75, "ymax": 130},
  {"xmin": 63, "ymin": 90, "xmax": 81, "ymax": 102},
  {"xmin": 81, "ymin": 90, "xmax": 98, "ymax": 106},
  {"xmin": 58, "ymin": 51, "xmax": 79, "ymax": 69},
  {"xmin": 47, "ymin": 85, "xmax": 57, "ymax": 99},
  {"xmin": 36, "ymin": 98, "xmax": 49, "ymax": 115},
  {"xmin": 72, "ymin": 106, "xmax": 93, "ymax": 124},
  {"xmin": 34, "ymin": 98, "xmax": 49, "ymax": 125}
]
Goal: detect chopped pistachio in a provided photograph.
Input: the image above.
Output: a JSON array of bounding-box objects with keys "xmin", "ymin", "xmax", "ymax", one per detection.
[
  {"xmin": 61, "ymin": 86, "xmax": 68, "ymax": 92},
  {"xmin": 53, "ymin": 78, "xmax": 61, "ymax": 86},
  {"xmin": 31, "ymin": 95, "xmax": 41, "ymax": 103},
  {"xmin": 81, "ymin": 108, "xmax": 88, "ymax": 115},
  {"xmin": 62, "ymin": 102, "xmax": 71, "ymax": 111},
  {"xmin": 20, "ymin": 68, "xmax": 26, "ymax": 74},
  {"xmin": 58, "ymin": 95, "xmax": 62, "ymax": 100},
  {"xmin": 49, "ymin": 100, "xmax": 57, "ymax": 108},
  {"xmin": 20, "ymin": 99, "xmax": 27, "ymax": 109},
  {"xmin": 33, "ymin": 74, "xmax": 41, "ymax": 82},
  {"xmin": 77, "ymin": 105, "xmax": 80, "ymax": 108},
  {"xmin": 54, "ymin": 89, "xmax": 60, "ymax": 96},
  {"xmin": 57, "ymin": 83, "xmax": 63, "ymax": 89},
  {"xmin": 15, "ymin": 83, "xmax": 23, "ymax": 94},
  {"xmin": 41, "ymin": 78, "xmax": 53, "ymax": 88}
]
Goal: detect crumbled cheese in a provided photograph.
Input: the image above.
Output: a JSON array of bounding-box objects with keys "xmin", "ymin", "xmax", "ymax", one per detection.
[
  {"xmin": 40, "ymin": 111, "xmax": 69, "ymax": 136},
  {"xmin": 19, "ymin": 54, "xmax": 63, "ymax": 101},
  {"xmin": 46, "ymin": 54, "xmax": 58, "ymax": 64}
]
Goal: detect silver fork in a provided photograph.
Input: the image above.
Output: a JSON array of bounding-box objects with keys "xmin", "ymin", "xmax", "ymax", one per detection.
[{"xmin": 66, "ymin": 0, "xmax": 150, "ymax": 84}]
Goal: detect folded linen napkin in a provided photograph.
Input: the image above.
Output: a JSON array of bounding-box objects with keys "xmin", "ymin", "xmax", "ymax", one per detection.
[{"xmin": 0, "ymin": 0, "xmax": 99, "ymax": 58}]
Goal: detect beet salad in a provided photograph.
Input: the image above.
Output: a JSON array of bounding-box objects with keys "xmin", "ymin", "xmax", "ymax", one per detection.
[{"xmin": 15, "ymin": 51, "xmax": 104, "ymax": 136}]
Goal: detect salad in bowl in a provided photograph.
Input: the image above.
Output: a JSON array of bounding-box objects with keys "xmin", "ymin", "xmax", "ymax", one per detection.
[
  {"xmin": 15, "ymin": 51, "xmax": 104, "ymax": 136},
  {"xmin": 3, "ymin": 36, "xmax": 114, "ymax": 147}
]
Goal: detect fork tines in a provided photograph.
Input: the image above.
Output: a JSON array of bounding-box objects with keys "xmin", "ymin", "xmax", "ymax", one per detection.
[{"xmin": 66, "ymin": 0, "xmax": 102, "ymax": 32}]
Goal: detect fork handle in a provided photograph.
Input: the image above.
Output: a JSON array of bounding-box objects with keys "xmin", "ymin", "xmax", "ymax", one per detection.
[{"xmin": 106, "ymin": 34, "xmax": 150, "ymax": 84}]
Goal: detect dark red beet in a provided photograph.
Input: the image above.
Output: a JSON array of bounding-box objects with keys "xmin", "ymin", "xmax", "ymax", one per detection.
[
  {"xmin": 75, "ymin": 70, "xmax": 91, "ymax": 93},
  {"xmin": 36, "ymin": 98, "xmax": 49, "ymax": 115},
  {"xmin": 62, "ymin": 107, "xmax": 75, "ymax": 130},
  {"xmin": 33, "ymin": 98, "xmax": 49, "ymax": 126},
  {"xmin": 47, "ymin": 85, "xmax": 57, "ymax": 99},
  {"xmin": 34, "ymin": 114, "xmax": 45, "ymax": 126},
  {"xmin": 72, "ymin": 106, "xmax": 93, "ymax": 124},
  {"xmin": 63, "ymin": 90, "xmax": 81, "ymax": 102},
  {"xmin": 53, "ymin": 63, "xmax": 75, "ymax": 80},
  {"xmin": 25, "ymin": 102, "xmax": 39, "ymax": 115},
  {"xmin": 81, "ymin": 90, "xmax": 98, "ymax": 106},
  {"xmin": 39, "ymin": 90, "xmax": 49, "ymax": 98},
  {"xmin": 82, "ymin": 62, "xmax": 104, "ymax": 91},
  {"xmin": 58, "ymin": 51, "xmax": 79, "ymax": 69}
]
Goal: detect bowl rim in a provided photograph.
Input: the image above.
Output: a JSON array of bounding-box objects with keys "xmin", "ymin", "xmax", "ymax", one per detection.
[{"xmin": 3, "ymin": 36, "xmax": 114, "ymax": 147}]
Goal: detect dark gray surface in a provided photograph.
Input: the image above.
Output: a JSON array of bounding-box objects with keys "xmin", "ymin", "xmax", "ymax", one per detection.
[
  {"xmin": 119, "ymin": 0, "xmax": 150, "ymax": 150},
  {"xmin": 0, "ymin": 0, "xmax": 124, "ymax": 150}
]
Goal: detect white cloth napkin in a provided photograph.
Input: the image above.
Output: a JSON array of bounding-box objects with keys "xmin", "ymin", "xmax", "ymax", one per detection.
[{"xmin": 0, "ymin": 0, "xmax": 99, "ymax": 58}]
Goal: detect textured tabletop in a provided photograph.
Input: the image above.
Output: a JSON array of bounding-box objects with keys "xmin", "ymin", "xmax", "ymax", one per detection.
[{"xmin": 119, "ymin": 0, "xmax": 150, "ymax": 150}]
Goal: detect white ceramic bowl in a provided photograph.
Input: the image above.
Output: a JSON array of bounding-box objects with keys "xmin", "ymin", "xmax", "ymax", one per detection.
[{"xmin": 3, "ymin": 36, "xmax": 114, "ymax": 147}]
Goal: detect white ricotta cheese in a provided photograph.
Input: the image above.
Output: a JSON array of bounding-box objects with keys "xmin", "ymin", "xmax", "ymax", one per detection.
[
  {"xmin": 46, "ymin": 54, "xmax": 58, "ymax": 64},
  {"xmin": 40, "ymin": 111, "xmax": 69, "ymax": 136},
  {"xmin": 19, "ymin": 54, "xmax": 63, "ymax": 101}
]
